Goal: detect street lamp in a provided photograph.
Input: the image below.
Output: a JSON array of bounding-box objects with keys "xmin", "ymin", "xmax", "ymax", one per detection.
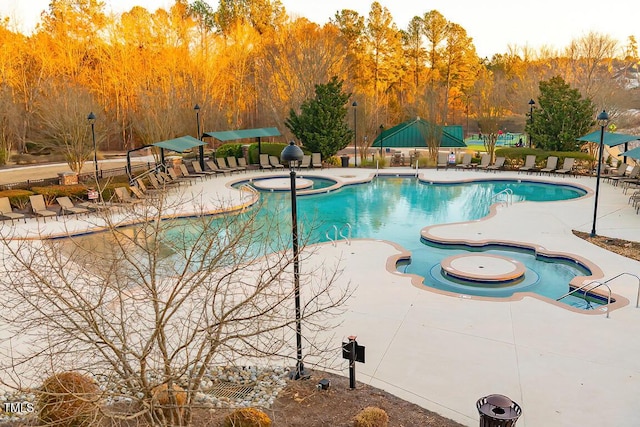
[
  {"xmin": 194, "ymin": 104, "xmax": 204, "ymax": 170},
  {"xmin": 528, "ymin": 99, "xmax": 535, "ymax": 148},
  {"xmin": 280, "ymin": 141, "xmax": 307, "ymax": 380},
  {"xmin": 352, "ymin": 101, "xmax": 358, "ymax": 167},
  {"xmin": 379, "ymin": 124, "xmax": 385, "ymax": 157},
  {"xmin": 87, "ymin": 112, "xmax": 97, "ymax": 180},
  {"xmin": 590, "ymin": 110, "xmax": 609, "ymax": 237}
]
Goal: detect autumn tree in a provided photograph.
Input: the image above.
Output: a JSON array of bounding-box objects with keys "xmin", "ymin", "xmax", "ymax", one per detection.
[
  {"xmin": 285, "ymin": 77, "xmax": 353, "ymax": 159},
  {"xmin": 528, "ymin": 76, "xmax": 594, "ymax": 151},
  {"xmin": 0, "ymin": 192, "xmax": 349, "ymax": 426}
]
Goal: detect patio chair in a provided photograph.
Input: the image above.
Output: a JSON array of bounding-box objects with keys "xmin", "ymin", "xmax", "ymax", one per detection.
[
  {"xmin": 269, "ymin": 156, "xmax": 285, "ymax": 169},
  {"xmin": 237, "ymin": 158, "xmax": 249, "ymax": 169},
  {"xmin": 128, "ymin": 186, "xmax": 148, "ymax": 200},
  {"xmin": 299, "ymin": 155, "xmax": 311, "ymax": 169},
  {"xmin": 518, "ymin": 155, "xmax": 538, "ymax": 173},
  {"xmin": 311, "ymin": 153, "xmax": 322, "ymax": 169},
  {"xmin": 486, "ymin": 157, "xmax": 506, "ymax": 172},
  {"xmin": 436, "ymin": 152, "xmax": 449, "ymax": 170},
  {"xmin": 114, "ymin": 187, "xmax": 143, "ymax": 205},
  {"xmin": 555, "ymin": 158, "xmax": 575, "ymax": 176},
  {"xmin": 0, "ymin": 197, "xmax": 25, "ymax": 223},
  {"xmin": 136, "ymin": 178, "xmax": 163, "ymax": 194},
  {"xmin": 604, "ymin": 163, "xmax": 628, "ymax": 183},
  {"xmin": 539, "ymin": 156, "xmax": 558, "ymax": 174},
  {"xmin": 475, "ymin": 154, "xmax": 491, "ymax": 171},
  {"xmin": 217, "ymin": 157, "xmax": 241, "ymax": 173},
  {"xmin": 206, "ymin": 160, "xmax": 228, "ymax": 176},
  {"xmin": 227, "ymin": 157, "xmax": 247, "ymax": 172},
  {"xmin": 191, "ymin": 160, "xmax": 218, "ymax": 178},
  {"xmin": 456, "ymin": 153, "xmax": 472, "ymax": 170},
  {"xmin": 164, "ymin": 169, "xmax": 190, "ymax": 185},
  {"xmin": 29, "ymin": 194, "xmax": 57, "ymax": 221},
  {"xmin": 179, "ymin": 164, "xmax": 206, "ymax": 181},
  {"xmin": 610, "ymin": 165, "xmax": 639, "ymax": 187},
  {"xmin": 56, "ymin": 196, "xmax": 89, "ymax": 215},
  {"xmin": 259, "ymin": 154, "xmax": 273, "ymax": 170}
]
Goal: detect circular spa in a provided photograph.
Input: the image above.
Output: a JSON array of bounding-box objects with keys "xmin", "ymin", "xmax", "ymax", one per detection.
[
  {"xmin": 440, "ymin": 254, "xmax": 526, "ymax": 285},
  {"xmin": 241, "ymin": 176, "xmax": 338, "ymax": 192}
]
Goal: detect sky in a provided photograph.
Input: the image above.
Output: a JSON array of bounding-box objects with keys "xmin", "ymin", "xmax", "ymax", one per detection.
[{"xmin": 1, "ymin": 0, "xmax": 638, "ymax": 58}]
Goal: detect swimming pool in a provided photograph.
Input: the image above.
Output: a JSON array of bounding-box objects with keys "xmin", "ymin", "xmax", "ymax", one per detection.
[{"xmin": 244, "ymin": 176, "xmax": 595, "ymax": 307}]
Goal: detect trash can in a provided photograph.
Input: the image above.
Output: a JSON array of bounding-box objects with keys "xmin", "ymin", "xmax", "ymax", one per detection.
[
  {"xmin": 476, "ymin": 394, "xmax": 522, "ymax": 427},
  {"xmin": 340, "ymin": 156, "xmax": 350, "ymax": 167}
]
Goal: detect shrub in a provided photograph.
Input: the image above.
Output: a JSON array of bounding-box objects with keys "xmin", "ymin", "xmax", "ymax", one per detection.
[
  {"xmin": 247, "ymin": 142, "xmax": 289, "ymax": 164},
  {"xmin": 152, "ymin": 383, "xmax": 187, "ymax": 424},
  {"xmin": 31, "ymin": 185, "xmax": 89, "ymax": 205},
  {"xmin": 0, "ymin": 189, "xmax": 34, "ymax": 209},
  {"xmin": 223, "ymin": 407, "xmax": 272, "ymax": 427},
  {"xmin": 353, "ymin": 406, "xmax": 389, "ymax": 427},
  {"xmin": 36, "ymin": 372, "xmax": 101, "ymax": 427},
  {"xmin": 216, "ymin": 143, "xmax": 244, "ymax": 159}
]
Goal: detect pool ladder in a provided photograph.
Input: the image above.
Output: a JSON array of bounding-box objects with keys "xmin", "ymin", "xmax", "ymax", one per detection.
[
  {"xmin": 556, "ymin": 272, "xmax": 640, "ymax": 318},
  {"xmin": 491, "ymin": 188, "xmax": 513, "ymax": 206},
  {"xmin": 326, "ymin": 223, "xmax": 352, "ymax": 246}
]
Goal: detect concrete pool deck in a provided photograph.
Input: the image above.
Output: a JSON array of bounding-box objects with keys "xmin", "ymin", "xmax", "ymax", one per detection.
[{"xmin": 2, "ymin": 166, "xmax": 639, "ymax": 426}]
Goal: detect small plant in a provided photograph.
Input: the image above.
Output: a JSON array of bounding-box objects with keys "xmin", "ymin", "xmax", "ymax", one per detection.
[
  {"xmin": 36, "ymin": 371, "xmax": 101, "ymax": 427},
  {"xmin": 223, "ymin": 407, "xmax": 272, "ymax": 427},
  {"xmin": 152, "ymin": 383, "xmax": 187, "ymax": 425},
  {"xmin": 353, "ymin": 406, "xmax": 389, "ymax": 427}
]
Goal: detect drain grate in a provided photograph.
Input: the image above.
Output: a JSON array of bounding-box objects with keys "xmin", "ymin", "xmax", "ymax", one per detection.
[{"xmin": 206, "ymin": 383, "xmax": 255, "ymax": 400}]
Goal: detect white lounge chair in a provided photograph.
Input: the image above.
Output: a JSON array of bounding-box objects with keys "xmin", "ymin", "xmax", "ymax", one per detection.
[
  {"xmin": 259, "ymin": 154, "xmax": 273, "ymax": 170},
  {"xmin": 518, "ymin": 155, "xmax": 538, "ymax": 173},
  {"xmin": 539, "ymin": 156, "xmax": 558, "ymax": 174},
  {"xmin": 486, "ymin": 157, "xmax": 506, "ymax": 172},
  {"xmin": 555, "ymin": 158, "xmax": 575, "ymax": 176}
]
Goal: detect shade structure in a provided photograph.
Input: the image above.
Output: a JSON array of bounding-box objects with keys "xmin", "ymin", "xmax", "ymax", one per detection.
[
  {"xmin": 619, "ymin": 146, "xmax": 640, "ymax": 160},
  {"xmin": 371, "ymin": 117, "xmax": 466, "ymax": 148},
  {"xmin": 577, "ymin": 131, "xmax": 640, "ymax": 147},
  {"xmin": 202, "ymin": 127, "xmax": 281, "ymax": 141},
  {"xmin": 152, "ymin": 135, "xmax": 206, "ymax": 152}
]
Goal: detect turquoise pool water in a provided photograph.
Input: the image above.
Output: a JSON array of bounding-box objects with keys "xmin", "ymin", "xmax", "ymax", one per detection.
[{"xmin": 248, "ymin": 177, "xmax": 594, "ymax": 308}]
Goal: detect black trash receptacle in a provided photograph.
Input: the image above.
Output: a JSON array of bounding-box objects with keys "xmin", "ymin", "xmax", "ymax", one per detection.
[
  {"xmin": 476, "ymin": 394, "xmax": 522, "ymax": 427},
  {"xmin": 340, "ymin": 156, "xmax": 350, "ymax": 167}
]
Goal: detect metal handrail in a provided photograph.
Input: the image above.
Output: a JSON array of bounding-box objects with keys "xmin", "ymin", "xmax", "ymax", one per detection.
[
  {"xmin": 325, "ymin": 225, "xmax": 338, "ymax": 247},
  {"xmin": 339, "ymin": 223, "xmax": 352, "ymax": 245},
  {"xmin": 557, "ymin": 280, "xmax": 612, "ymax": 317},
  {"xmin": 491, "ymin": 188, "xmax": 513, "ymax": 206}
]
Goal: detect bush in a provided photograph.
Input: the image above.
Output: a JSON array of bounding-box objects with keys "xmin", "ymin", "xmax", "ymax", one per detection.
[
  {"xmin": 223, "ymin": 407, "xmax": 272, "ymax": 427},
  {"xmin": 152, "ymin": 383, "xmax": 187, "ymax": 424},
  {"xmin": 216, "ymin": 143, "xmax": 244, "ymax": 159},
  {"xmin": 0, "ymin": 189, "xmax": 34, "ymax": 209},
  {"xmin": 247, "ymin": 142, "xmax": 290, "ymax": 164},
  {"xmin": 353, "ymin": 406, "xmax": 389, "ymax": 427},
  {"xmin": 36, "ymin": 372, "xmax": 101, "ymax": 427},
  {"xmin": 31, "ymin": 185, "xmax": 89, "ymax": 205}
]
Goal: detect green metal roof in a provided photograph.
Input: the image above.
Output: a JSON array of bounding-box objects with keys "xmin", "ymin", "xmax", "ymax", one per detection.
[
  {"xmin": 202, "ymin": 127, "xmax": 281, "ymax": 141},
  {"xmin": 152, "ymin": 135, "xmax": 205, "ymax": 152},
  {"xmin": 577, "ymin": 131, "xmax": 639, "ymax": 147},
  {"xmin": 371, "ymin": 118, "xmax": 466, "ymax": 148}
]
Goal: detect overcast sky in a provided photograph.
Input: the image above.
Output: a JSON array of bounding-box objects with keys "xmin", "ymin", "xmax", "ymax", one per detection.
[{"xmin": 1, "ymin": 0, "xmax": 638, "ymax": 58}]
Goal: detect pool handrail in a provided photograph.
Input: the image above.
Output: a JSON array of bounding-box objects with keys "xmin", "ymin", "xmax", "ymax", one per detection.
[{"xmin": 557, "ymin": 272, "xmax": 640, "ymax": 317}]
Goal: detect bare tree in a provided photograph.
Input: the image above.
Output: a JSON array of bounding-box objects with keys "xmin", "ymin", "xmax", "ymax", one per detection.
[{"xmin": 0, "ymin": 192, "xmax": 350, "ymax": 426}]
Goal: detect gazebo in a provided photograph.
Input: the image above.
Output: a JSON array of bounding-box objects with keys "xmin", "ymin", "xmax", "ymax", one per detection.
[{"xmin": 371, "ymin": 117, "xmax": 467, "ymax": 151}]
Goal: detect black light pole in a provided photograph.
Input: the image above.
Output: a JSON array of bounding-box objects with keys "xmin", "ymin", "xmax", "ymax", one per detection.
[
  {"xmin": 590, "ymin": 110, "xmax": 609, "ymax": 237},
  {"xmin": 528, "ymin": 99, "xmax": 535, "ymax": 148},
  {"xmin": 379, "ymin": 124, "xmax": 384, "ymax": 157},
  {"xmin": 87, "ymin": 112, "xmax": 97, "ymax": 180},
  {"xmin": 194, "ymin": 104, "xmax": 204, "ymax": 170},
  {"xmin": 281, "ymin": 141, "xmax": 307, "ymax": 380},
  {"xmin": 352, "ymin": 101, "xmax": 358, "ymax": 167}
]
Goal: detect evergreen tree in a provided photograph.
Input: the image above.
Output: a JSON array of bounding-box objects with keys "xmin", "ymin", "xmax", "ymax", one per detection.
[
  {"xmin": 528, "ymin": 76, "xmax": 594, "ymax": 151},
  {"xmin": 285, "ymin": 76, "xmax": 353, "ymax": 159}
]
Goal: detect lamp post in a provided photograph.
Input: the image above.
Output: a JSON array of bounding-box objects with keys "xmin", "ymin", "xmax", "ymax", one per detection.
[
  {"xmin": 352, "ymin": 101, "xmax": 358, "ymax": 167},
  {"xmin": 528, "ymin": 99, "xmax": 535, "ymax": 148},
  {"xmin": 590, "ymin": 110, "xmax": 609, "ymax": 237},
  {"xmin": 194, "ymin": 104, "xmax": 204, "ymax": 170},
  {"xmin": 87, "ymin": 112, "xmax": 97, "ymax": 180},
  {"xmin": 280, "ymin": 141, "xmax": 307, "ymax": 380},
  {"xmin": 379, "ymin": 124, "xmax": 384, "ymax": 157}
]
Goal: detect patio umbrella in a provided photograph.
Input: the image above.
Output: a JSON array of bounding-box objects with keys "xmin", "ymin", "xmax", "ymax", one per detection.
[{"xmin": 619, "ymin": 146, "xmax": 640, "ymax": 160}]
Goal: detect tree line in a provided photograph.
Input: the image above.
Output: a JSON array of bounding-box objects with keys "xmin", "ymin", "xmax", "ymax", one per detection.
[{"xmin": 0, "ymin": 0, "xmax": 638, "ymax": 169}]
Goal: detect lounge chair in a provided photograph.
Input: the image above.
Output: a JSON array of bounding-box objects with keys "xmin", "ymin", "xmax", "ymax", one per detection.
[
  {"xmin": 486, "ymin": 157, "xmax": 506, "ymax": 172},
  {"xmin": 179, "ymin": 164, "xmax": 205, "ymax": 181},
  {"xmin": 299, "ymin": 155, "xmax": 311, "ymax": 169},
  {"xmin": 29, "ymin": 194, "xmax": 57, "ymax": 221},
  {"xmin": 555, "ymin": 158, "xmax": 575, "ymax": 176},
  {"xmin": 539, "ymin": 156, "xmax": 558, "ymax": 174},
  {"xmin": 436, "ymin": 152, "xmax": 449, "ymax": 170},
  {"xmin": 114, "ymin": 187, "xmax": 143, "ymax": 205},
  {"xmin": 128, "ymin": 186, "xmax": 148, "ymax": 200},
  {"xmin": 518, "ymin": 155, "xmax": 538, "ymax": 173},
  {"xmin": 56, "ymin": 196, "xmax": 89, "ymax": 215},
  {"xmin": 475, "ymin": 154, "xmax": 491, "ymax": 171},
  {"xmin": 604, "ymin": 163, "xmax": 628, "ymax": 183},
  {"xmin": 237, "ymin": 158, "xmax": 249, "ymax": 169},
  {"xmin": 259, "ymin": 154, "xmax": 273, "ymax": 170},
  {"xmin": 0, "ymin": 197, "xmax": 25, "ymax": 223},
  {"xmin": 456, "ymin": 153, "xmax": 472, "ymax": 170},
  {"xmin": 136, "ymin": 178, "xmax": 163, "ymax": 194},
  {"xmin": 610, "ymin": 165, "xmax": 639, "ymax": 187},
  {"xmin": 227, "ymin": 157, "xmax": 246, "ymax": 172},
  {"xmin": 191, "ymin": 160, "xmax": 218, "ymax": 178},
  {"xmin": 311, "ymin": 153, "xmax": 322, "ymax": 169},
  {"xmin": 269, "ymin": 156, "xmax": 285, "ymax": 169},
  {"xmin": 217, "ymin": 157, "xmax": 240, "ymax": 173},
  {"xmin": 206, "ymin": 160, "xmax": 228, "ymax": 176}
]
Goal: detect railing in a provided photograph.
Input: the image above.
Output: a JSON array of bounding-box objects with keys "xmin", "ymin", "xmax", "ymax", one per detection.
[
  {"xmin": 325, "ymin": 223, "xmax": 352, "ymax": 246},
  {"xmin": 490, "ymin": 188, "xmax": 513, "ymax": 206},
  {"xmin": 338, "ymin": 223, "xmax": 352, "ymax": 245},
  {"xmin": 556, "ymin": 272, "xmax": 640, "ymax": 318}
]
